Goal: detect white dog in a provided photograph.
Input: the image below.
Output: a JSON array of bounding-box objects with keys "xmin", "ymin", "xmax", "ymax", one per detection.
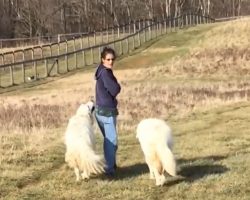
[
  {"xmin": 64, "ymin": 101, "xmax": 105, "ymax": 181},
  {"xmin": 136, "ymin": 118, "xmax": 176, "ymax": 186}
]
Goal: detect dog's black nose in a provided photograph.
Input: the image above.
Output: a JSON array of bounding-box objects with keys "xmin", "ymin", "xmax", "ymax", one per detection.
[{"xmin": 91, "ymin": 106, "xmax": 95, "ymax": 113}]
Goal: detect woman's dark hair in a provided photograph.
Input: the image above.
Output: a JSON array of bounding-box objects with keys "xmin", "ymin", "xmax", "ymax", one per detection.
[{"xmin": 101, "ymin": 47, "xmax": 116, "ymax": 63}]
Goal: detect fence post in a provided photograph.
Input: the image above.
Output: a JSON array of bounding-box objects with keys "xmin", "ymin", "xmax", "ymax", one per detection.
[
  {"xmin": 164, "ymin": 18, "xmax": 167, "ymax": 33},
  {"xmin": 169, "ymin": 17, "xmax": 172, "ymax": 32},
  {"xmin": 119, "ymin": 40, "xmax": 123, "ymax": 55},
  {"xmin": 155, "ymin": 20, "xmax": 158, "ymax": 38},
  {"xmin": 118, "ymin": 26, "xmax": 120, "ymax": 38},
  {"xmin": 57, "ymin": 34, "xmax": 60, "ymax": 43},
  {"xmin": 31, "ymin": 48, "xmax": 37, "ymax": 79},
  {"xmin": 94, "ymin": 31, "xmax": 96, "ymax": 45},
  {"xmin": 143, "ymin": 20, "xmax": 146, "ymax": 42},
  {"xmin": 0, "ymin": 54, "xmax": 3, "ymax": 86},
  {"xmin": 131, "ymin": 34, "xmax": 134, "ymax": 50},
  {"xmin": 91, "ymin": 47, "xmax": 94, "ymax": 64},
  {"xmin": 65, "ymin": 41, "xmax": 69, "ymax": 72},
  {"xmin": 34, "ymin": 59, "xmax": 38, "ymax": 79},
  {"xmin": 158, "ymin": 20, "xmax": 160, "ymax": 35},
  {"xmin": 11, "ymin": 52, "xmax": 15, "ymax": 84},
  {"xmin": 98, "ymin": 46, "xmax": 101, "ymax": 60},
  {"xmin": 159, "ymin": 21, "xmax": 161, "ymax": 35},
  {"xmin": 106, "ymin": 27, "xmax": 109, "ymax": 42},
  {"xmin": 81, "ymin": 38, "xmax": 86, "ymax": 67},
  {"xmin": 73, "ymin": 37, "xmax": 77, "ymax": 69},
  {"xmin": 57, "ymin": 44, "xmax": 60, "ymax": 74},
  {"xmin": 160, "ymin": 20, "xmax": 163, "ymax": 35},
  {"xmin": 87, "ymin": 33, "xmax": 90, "ymax": 47},
  {"xmin": 152, "ymin": 20, "xmax": 155, "ymax": 39},
  {"xmin": 44, "ymin": 59, "xmax": 48, "ymax": 77},
  {"xmin": 126, "ymin": 38, "xmax": 129, "ymax": 53},
  {"xmin": 143, "ymin": 19, "xmax": 146, "ymax": 42},
  {"xmin": 181, "ymin": 15, "xmax": 184, "ymax": 28},
  {"xmin": 138, "ymin": 31, "xmax": 141, "ymax": 47},
  {"xmin": 129, "ymin": 21, "xmax": 131, "ymax": 35},
  {"xmin": 122, "ymin": 24, "xmax": 125, "ymax": 37},
  {"xmin": 33, "ymin": 49, "xmax": 38, "ymax": 79},
  {"xmin": 112, "ymin": 27, "xmax": 115, "ymax": 42},
  {"xmin": 50, "ymin": 44, "xmax": 53, "ymax": 57},
  {"xmin": 21, "ymin": 49, "xmax": 25, "ymax": 82},
  {"xmin": 101, "ymin": 29, "xmax": 103, "ymax": 44},
  {"xmin": 9, "ymin": 65, "xmax": 14, "ymax": 86},
  {"xmin": 185, "ymin": 14, "xmax": 188, "ymax": 27},
  {"xmin": 0, "ymin": 54, "xmax": 3, "ymax": 66},
  {"xmin": 133, "ymin": 20, "xmax": 136, "ymax": 33},
  {"xmin": 40, "ymin": 46, "xmax": 43, "ymax": 59},
  {"xmin": 148, "ymin": 20, "xmax": 152, "ymax": 40},
  {"xmin": 178, "ymin": 16, "xmax": 181, "ymax": 30}
]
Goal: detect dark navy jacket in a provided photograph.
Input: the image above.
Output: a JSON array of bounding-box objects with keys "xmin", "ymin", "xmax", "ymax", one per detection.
[{"xmin": 95, "ymin": 64, "xmax": 121, "ymax": 109}]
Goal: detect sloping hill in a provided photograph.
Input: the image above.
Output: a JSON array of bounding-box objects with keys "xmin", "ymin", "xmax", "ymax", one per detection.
[{"xmin": 1, "ymin": 20, "xmax": 250, "ymax": 200}]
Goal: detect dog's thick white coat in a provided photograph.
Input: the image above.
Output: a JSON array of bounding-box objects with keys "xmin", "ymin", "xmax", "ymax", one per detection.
[
  {"xmin": 136, "ymin": 118, "xmax": 176, "ymax": 186},
  {"xmin": 64, "ymin": 102, "xmax": 105, "ymax": 181}
]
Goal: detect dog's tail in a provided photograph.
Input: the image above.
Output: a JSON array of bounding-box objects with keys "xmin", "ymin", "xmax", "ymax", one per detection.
[
  {"xmin": 65, "ymin": 145, "xmax": 105, "ymax": 176},
  {"xmin": 80, "ymin": 148, "xmax": 106, "ymax": 175},
  {"xmin": 156, "ymin": 144, "xmax": 176, "ymax": 176}
]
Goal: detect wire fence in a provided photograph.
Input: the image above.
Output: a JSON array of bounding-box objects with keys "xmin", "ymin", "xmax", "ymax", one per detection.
[{"xmin": 0, "ymin": 14, "xmax": 214, "ymax": 88}]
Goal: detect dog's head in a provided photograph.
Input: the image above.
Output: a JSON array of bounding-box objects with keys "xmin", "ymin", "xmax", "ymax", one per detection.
[{"xmin": 76, "ymin": 101, "xmax": 95, "ymax": 119}]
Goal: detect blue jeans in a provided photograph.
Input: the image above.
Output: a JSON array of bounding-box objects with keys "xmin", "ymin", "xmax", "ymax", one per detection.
[{"xmin": 95, "ymin": 113, "xmax": 118, "ymax": 174}]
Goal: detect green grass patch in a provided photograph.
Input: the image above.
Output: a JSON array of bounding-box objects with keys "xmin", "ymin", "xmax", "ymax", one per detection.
[{"xmin": 1, "ymin": 102, "xmax": 250, "ymax": 200}]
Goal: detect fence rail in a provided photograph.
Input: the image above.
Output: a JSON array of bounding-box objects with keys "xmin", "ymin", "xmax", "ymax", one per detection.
[{"xmin": 0, "ymin": 14, "xmax": 214, "ymax": 88}]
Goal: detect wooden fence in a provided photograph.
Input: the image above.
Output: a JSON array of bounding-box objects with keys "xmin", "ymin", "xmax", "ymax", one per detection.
[
  {"xmin": 0, "ymin": 14, "xmax": 214, "ymax": 88},
  {"xmin": 0, "ymin": 18, "xmax": 154, "ymax": 51}
]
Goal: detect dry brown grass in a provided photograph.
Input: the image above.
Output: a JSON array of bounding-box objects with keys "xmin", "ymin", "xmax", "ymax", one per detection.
[
  {"xmin": 1, "ymin": 19, "xmax": 250, "ymax": 199},
  {"xmin": 1, "ymin": 19, "xmax": 249, "ymax": 144}
]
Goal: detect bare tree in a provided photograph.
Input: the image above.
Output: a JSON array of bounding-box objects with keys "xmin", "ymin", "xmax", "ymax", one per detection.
[{"xmin": 0, "ymin": 0, "xmax": 249, "ymax": 39}]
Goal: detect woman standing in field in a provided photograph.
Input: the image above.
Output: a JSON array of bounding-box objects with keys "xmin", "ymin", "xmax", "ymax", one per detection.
[{"xmin": 94, "ymin": 47, "xmax": 121, "ymax": 177}]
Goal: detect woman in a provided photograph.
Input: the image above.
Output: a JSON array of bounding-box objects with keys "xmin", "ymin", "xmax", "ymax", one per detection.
[{"xmin": 95, "ymin": 47, "xmax": 121, "ymax": 176}]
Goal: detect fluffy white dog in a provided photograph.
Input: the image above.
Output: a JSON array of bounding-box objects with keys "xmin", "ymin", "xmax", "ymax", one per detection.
[
  {"xmin": 136, "ymin": 118, "xmax": 176, "ymax": 186},
  {"xmin": 64, "ymin": 101, "xmax": 105, "ymax": 181}
]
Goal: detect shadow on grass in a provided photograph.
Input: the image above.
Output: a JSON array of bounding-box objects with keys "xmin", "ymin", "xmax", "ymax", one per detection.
[
  {"xmin": 107, "ymin": 155, "xmax": 229, "ymax": 185},
  {"xmin": 116, "ymin": 163, "xmax": 149, "ymax": 179},
  {"xmin": 178, "ymin": 164, "xmax": 228, "ymax": 182},
  {"xmin": 163, "ymin": 163, "xmax": 229, "ymax": 187},
  {"xmin": 178, "ymin": 155, "xmax": 228, "ymax": 164},
  {"xmin": 169, "ymin": 155, "xmax": 229, "ymax": 185},
  {"xmin": 98, "ymin": 163, "xmax": 148, "ymax": 181}
]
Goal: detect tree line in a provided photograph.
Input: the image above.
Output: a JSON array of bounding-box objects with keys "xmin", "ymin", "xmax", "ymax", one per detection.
[{"xmin": 0, "ymin": 0, "xmax": 248, "ymax": 39}]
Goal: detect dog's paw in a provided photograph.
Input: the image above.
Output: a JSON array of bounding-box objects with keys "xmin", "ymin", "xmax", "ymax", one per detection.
[
  {"xmin": 81, "ymin": 172, "xmax": 90, "ymax": 180},
  {"xmin": 76, "ymin": 177, "xmax": 80, "ymax": 182},
  {"xmin": 149, "ymin": 173, "xmax": 155, "ymax": 180},
  {"xmin": 155, "ymin": 175, "xmax": 166, "ymax": 186}
]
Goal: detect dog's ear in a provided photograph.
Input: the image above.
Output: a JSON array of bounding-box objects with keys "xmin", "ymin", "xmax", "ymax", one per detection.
[{"xmin": 89, "ymin": 96, "xmax": 95, "ymax": 103}]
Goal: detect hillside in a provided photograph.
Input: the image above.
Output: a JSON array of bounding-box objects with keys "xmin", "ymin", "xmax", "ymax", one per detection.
[{"xmin": 1, "ymin": 19, "xmax": 250, "ymax": 200}]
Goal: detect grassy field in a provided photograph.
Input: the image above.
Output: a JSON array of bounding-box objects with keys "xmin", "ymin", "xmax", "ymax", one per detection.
[{"xmin": 0, "ymin": 19, "xmax": 250, "ymax": 200}]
